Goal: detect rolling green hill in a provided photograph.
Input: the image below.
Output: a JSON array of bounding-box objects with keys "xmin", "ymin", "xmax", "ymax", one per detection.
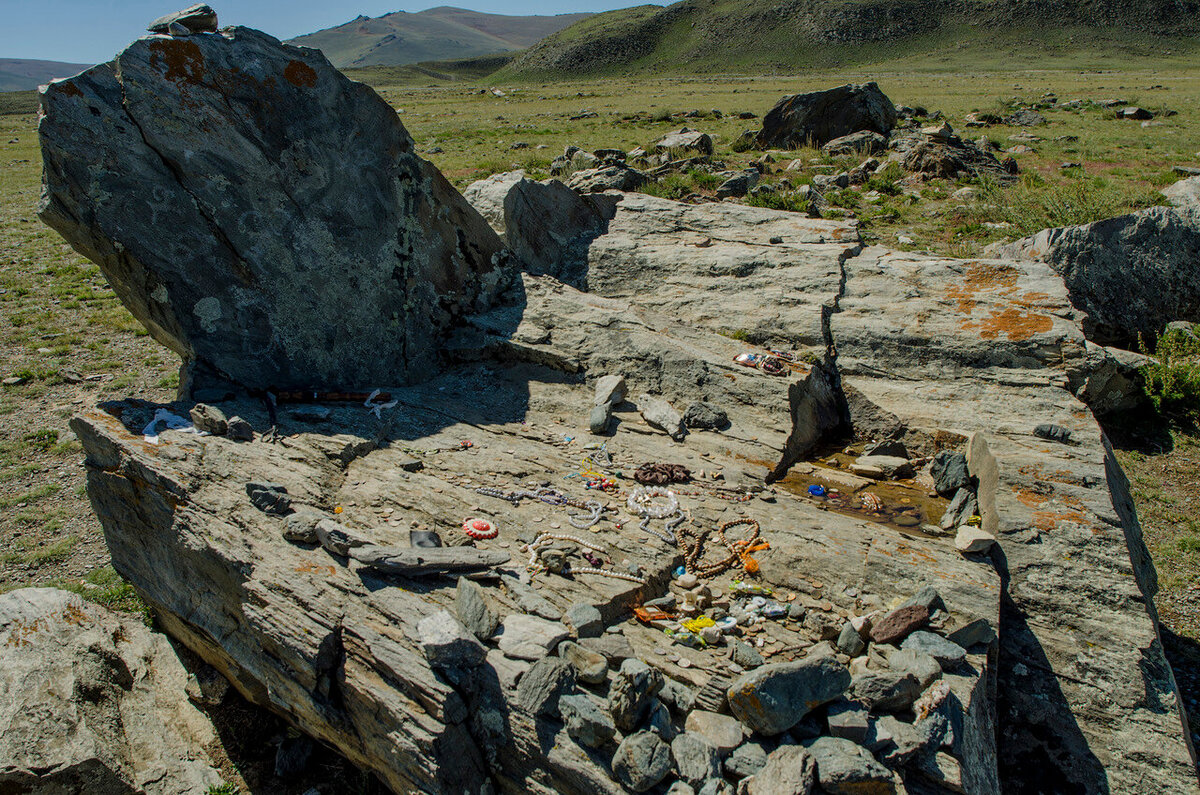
[
  {"xmin": 499, "ymin": 0, "xmax": 1200, "ymax": 77},
  {"xmin": 288, "ymin": 6, "xmax": 593, "ymax": 69},
  {"xmin": 0, "ymin": 59, "xmax": 91, "ymax": 92}
]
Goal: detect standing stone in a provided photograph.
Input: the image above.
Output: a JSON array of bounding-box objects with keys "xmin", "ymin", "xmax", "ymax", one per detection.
[
  {"xmin": 755, "ymin": 83, "xmax": 897, "ymax": 149},
  {"xmin": 594, "ymin": 374, "xmax": 628, "ymax": 406},
  {"xmin": 745, "ymin": 745, "xmax": 817, "ymax": 795},
  {"xmin": 609, "ymin": 659, "xmax": 665, "ymax": 732},
  {"xmin": 455, "ymin": 577, "xmax": 499, "ymax": 641},
  {"xmin": 931, "ymin": 452, "xmax": 970, "ymax": 496},
  {"xmin": 836, "ymin": 622, "xmax": 866, "ymax": 657},
  {"xmin": 589, "ymin": 402, "xmax": 613, "ymax": 434},
  {"xmin": 559, "ymin": 693, "xmax": 615, "ymax": 748},
  {"xmin": 726, "ymin": 657, "xmax": 851, "ymax": 735},
  {"xmin": 38, "ymin": 27, "xmax": 513, "ymax": 394},
  {"xmin": 671, "ymin": 733, "xmax": 722, "ymax": 789},
  {"xmin": 612, "ymin": 730, "xmax": 672, "ymax": 792},
  {"xmin": 516, "ymin": 657, "xmax": 576, "ymax": 718}
]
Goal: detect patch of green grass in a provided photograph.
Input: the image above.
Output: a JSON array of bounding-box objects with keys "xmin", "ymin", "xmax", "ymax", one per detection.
[
  {"xmin": 0, "ymin": 483, "xmax": 60, "ymax": 509},
  {"xmin": 206, "ymin": 784, "xmax": 240, "ymax": 795},
  {"xmin": 1140, "ymin": 327, "xmax": 1200, "ymax": 423},
  {"xmin": 745, "ymin": 190, "xmax": 811, "ymax": 213},
  {"xmin": 976, "ymin": 173, "xmax": 1164, "ymax": 236},
  {"xmin": 53, "ymin": 566, "xmax": 152, "ymax": 622}
]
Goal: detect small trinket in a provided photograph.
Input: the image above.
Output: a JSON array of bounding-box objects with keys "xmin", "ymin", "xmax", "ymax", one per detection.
[{"xmin": 462, "ymin": 518, "xmax": 498, "ymax": 540}]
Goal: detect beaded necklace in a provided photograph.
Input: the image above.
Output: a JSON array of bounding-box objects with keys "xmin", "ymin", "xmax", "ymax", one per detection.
[
  {"xmin": 522, "ymin": 532, "xmax": 646, "ymax": 584},
  {"xmin": 673, "ymin": 518, "xmax": 763, "ymax": 578}
]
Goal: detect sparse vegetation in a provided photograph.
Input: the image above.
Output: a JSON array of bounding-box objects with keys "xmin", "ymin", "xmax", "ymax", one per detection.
[{"xmin": 1141, "ymin": 328, "xmax": 1200, "ymax": 423}]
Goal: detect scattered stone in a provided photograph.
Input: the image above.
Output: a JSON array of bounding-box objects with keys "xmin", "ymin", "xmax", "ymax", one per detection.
[
  {"xmin": 613, "ymin": 730, "xmax": 672, "ymax": 792},
  {"xmin": 589, "ymin": 402, "xmax": 613, "ymax": 434},
  {"xmin": 1121, "ymin": 107, "xmax": 1153, "ymax": 120},
  {"xmin": 745, "ymin": 745, "xmax": 817, "ymax": 795},
  {"xmin": 668, "ymin": 783, "xmax": 697, "ymax": 795},
  {"xmin": 726, "ymin": 656, "xmax": 851, "ymax": 735},
  {"xmin": 940, "ymin": 488, "xmax": 974, "ymax": 530},
  {"xmin": 1, "ymin": 376, "xmax": 26, "ymax": 387},
  {"xmin": 901, "ymin": 631, "xmax": 967, "ymax": 669},
  {"xmin": 869, "ymin": 604, "xmax": 930, "ymax": 644},
  {"xmin": 659, "ymin": 678, "xmax": 698, "ymax": 716},
  {"xmin": 672, "ymin": 732, "xmax": 723, "ymax": 788},
  {"xmin": 912, "ymin": 750, "xmax": 965, "ymax": 792},
  {"xmin": 147, "ymin": 3, "xmax": 218, "ymax": 33},
  {"xmin": 497, "ymin": 614, "xmax": 569, "ymax": 661},
  {"xmin": 281, "ymin": 507, "xmax": 324, "ymax": 544},
  {"xmin": 885, "ymin": 647, "xmax": 943, "ymax": 689},
  {"xmin": 226, "ymin": 416, "xmax": 254, "ymax": 441},
  {"xmin": 594, "ymin": 374, "xmax": 628, "ymax": 406},
  {"xmin": 930, "ymin": 451, "xmax": 970, "ymax": 496},
  {"xmin": 189, "ymin": 403, "xmax": 227, "ymax": 435},
  {"xmin": 610, "ymin": 659, "xmax": 665, "ymax": 732},
  {"xmin": 638, "ymin": 394, "xmax": 686, "ymax": 440},
  {"xmin": 558, "ymin": 640, "xmax": 608, "ymax": 684},
  {"xmin": 462, "ymin": 170, "xmax": 525, "ymax": 233},
  {"xmin": 656, "ymin": 129, "xmax": 715, "ymax": 156},
  {"xmin": 516, "ymin": 656, "xmax": 576, "ymax": 718},
  {"xmin": 731, "ymin": 640, "xmax": 765, "ymax": 669},
  {"xmin": 948, "ymin": 618, "xmax": 997, "ymax": 649},
  {"xmin": 648, "ymin": 697, "xmax": 677, "ymax": 740},
  {"xmin": 821, "ymin": 130, "xmax": 889, "ymax": 157},
  {"xmin": 755, "ymin": 82, "xmax": 897, "ymax": 149},
  {"xmin": 246, "ymin": 481, "xmax": 291, "ymax": 515},
  {"xmin": 872, "ymin": 714, "xmax": 935, "ymax": 767},
  {"xmin": 716, "ymin": 170, "xmax": 760, "ymax": 199},
  {"xmin": 559, "ymin": 693, "xmax": 616, "ymax": 747},
  {"xmin": 350, "ymin": 545, "xmax": 510, "ymax": 576},
  {"xmin": 567, "ymin": 164, "xmax": 649, "ymax": 193},
  {"xmin": 563, "ymin": 602, "xmax": 603, "ymax": 638},
  {"xmin": 684, "ymin": 401, "xmax": 729, "ymax": 430},
  {"xmin": 836, "ymin": 622, "xmax": 866, "ymax": 657},
  {"xmin": 802, "ymin": 736, "xmax": 892, "ymax": 795},
  {"xmin": 185, "ymin": 662, "xmax": 230, "ymax": 707},
  {"xmin": 456, "ymin": 577, "xmax": 499, "ymax": 641},
  {"xmin": 684, "ymin": 710, "xmax": 745, "ymax": 755},
  {"xmin": 725, "ymin": 741, "xmax": 768, "ymax": 779},
  {"xmin": 581, "ymin": 634, "xmax": 636, "ymax": 665},
  {"xmin": 1006, "ymin": 109, "xmax": 1047, "ymax": 126},
  {"xmin": 695, "ymin": 674, "xmax": 733, "ymax": 713},
  {"xmin": 826, "ymin": 699, "xmax": 870, "ymax": 743},
  {"xmin": 899, "ymin": 585, "xmax": 945, "ymax": 614},
  {"xmin": 955, "ymin": 526, "xmax": 996, "ymax": 554},
  {"xmin": 418, "ymin": 610, "xmax": 487, "ymax": 670},
  {"xmin": 850, "ymin": 670, "xmax": 923, "ymax": 712},
  {"xmin": 850, "ymin": 455, "xmax": 913, "ymax": 480}
]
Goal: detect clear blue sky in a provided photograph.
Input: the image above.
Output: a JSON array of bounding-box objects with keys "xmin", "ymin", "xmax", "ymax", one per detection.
[{"xmin": 0, "ymin": 0, "xmax": 645, "ymax": 64}]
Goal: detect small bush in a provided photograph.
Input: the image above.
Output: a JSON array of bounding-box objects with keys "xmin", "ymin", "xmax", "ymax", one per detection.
[
  {"xmin": 1140, "ymin": 327, "xmax": 1200, "ymax": 422},
  {"xmin": 745, "ymin": 191, "xmax": 811, "ymax": 213}
]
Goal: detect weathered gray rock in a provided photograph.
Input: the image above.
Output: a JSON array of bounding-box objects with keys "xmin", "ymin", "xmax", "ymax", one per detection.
[
  {"xmin": 516, "ymin": 656, "xmax": 576, "ymax": 718},
  {"xmin": 660, "ymin": 678, "xmax": 698, "ymax": 715},
  {"xmin": 594, "ymin": 374, "xmax": 628, "ymax": 406},
  {"xmin": 564, "ymin": 601, "xmax": 604, "ymax": 637},
  {"xmin": 463, "ymin": 169, "xmax": 525, "ymax": 233},
  {"xmin": 901, "ymin": 631, "xmax": 967, "ymax": 669},
  {"xmin": 418, "ymin": 609, "xmax": 487, "ymax": 670},
  {"xmin": 885, "ymin": 648, "xmax": 943, "ymax": 689},
  {"xmin": 350, "ymin": 545, "xmax": 509, "ymax": 575},
  {"xmin": 726, "ymin": 656, "xmax": 851, "ymax": 735},
  {"xmin": 503, "ymin": 176, "xmax": 618, "ymax": 288},
  {"xmin": 38, "ymin": 27, "xmax": 512, "ymax": 393},
  {"xmin": 455, "ymin": 577, "xmax": 499, "ymax": 641},
  {"xmin": 997, "ymin": 204, "xmax": 1200, "ymax": 344},
  {"xmin": 613, "ymin": 730, "xmax": 672, "ymax": 792},
  {"xmin": 850, "ymin": 454, "xmax": 913, "ymax": 480},
  {"xmin": 559, "ymin": 693, "xmax": 616, "ymax": 748},
  {"xmin": 755, "ymin": 82, "xmax": 897, "ymax": 149},
  {"xmin": 716, "ymin": 170, "xmax": 760, "ymax": 199},
  {"xmin": 821, "ymin": 130, "xmax": 889, "ymax": 157},
  {"xmin": 567, "ymin": 164, "xmax": 649, "ymax": 193},
  {"xmin": 590, "ymin": 401, "xmax": 613, "ymax": 434},
  {"xmin": 656, "ymin": 128, "xmax": 715, "ymax": 156},
  {"xmin": 745, "ymin": 745, "xmax": 817, "ymax": 795},
  {"xmin": 147, "ymin": 3, "xmax": 217, "ymax": 33},
  {"xmin": 801, "ymin": 736, "xmax": 893, "ymax": 795},
  {"xmin": 282, "ymin": 506, "xmax": 323, "ymax": 543},
  {"xmin": 826, "ymin": 699, "xmax": 871, "ymax": 743},
  {"xmin": 226, "ymin": 415, "xmax": 253, "ymax": 440},
  {"xmin": 836, "ymin": 622, "xmax": 866, "ymax": 656},
  {"xmin": 684, "ymin": 401, "xmax": 729, "ymax": 430},
  {"xmin": 638, "ymin": 393, "xmax": 686, "ymax": 441},
  {"xmin": 189, "ymin": 402, "xmax": 227, "ymax": 435},
  {"xmin": 685, "ymin": 710, "xmax": 745, "ymax": 755},
  {"xmin": 247, "ymin": 480, "xmax": 291, "ymax": 515},
  {"xmin": 850, "ymin": 670, "xmax": 923, "ymax": 713},
  {"xmin": 955, "ymin": 526, "xmax": 996, "ymax": 554},
  {"xmin": 869, "ymin": 604, "xmax": 929, "ymax": 644},
  {"xmin": 610, "ymin": 659, "xmax": 665, "ymax": 733},
  {"xmin": 0, "ymin": 588, "xmax": 222, "ymax": 794},
  {"xmin": 931, "ymin": 451, "xmax": 970, "ymax": 496},
  {"xmin": 725, "ymin": 741, "xmax": 768, "ymax": 779},
  {"xmin": 672, "ymin": 732, "xmax": 723, "ymax": 789},
  {"xmin": 558, "ymin": 640, "xmax": 608, "ymax": 684},
  {"xmin": 582, "ymin": 634, "xmax": 636, "ymax": 666},
  {"xmin": 731, "ymin": 639, "xmax": 765, "ymax": 669},
  {"xmin": 1163, "ymin": 176, "xmax": 1200, "ymax": 209},
  {"xmin": 315, "ymin": 518, "xmax": 364, "ymax": 556},
  {"xmin": 497, "ymin": 614, "xmax": 570, "ymax": 661}
]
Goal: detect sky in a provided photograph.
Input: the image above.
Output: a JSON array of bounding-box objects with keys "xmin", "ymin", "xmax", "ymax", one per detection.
[{"xmin": 0, "ymin": 0, "xmax": 645, "ymax": 64}]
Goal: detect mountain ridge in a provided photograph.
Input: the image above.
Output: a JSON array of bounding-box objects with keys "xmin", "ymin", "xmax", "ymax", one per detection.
[
  {"xmin": 288, "ymin": 6, "xmax": 593, "ymax": 69},
  {"xmin": 0, "ymin": 59, "xmax": 92, "ymax": 92}
]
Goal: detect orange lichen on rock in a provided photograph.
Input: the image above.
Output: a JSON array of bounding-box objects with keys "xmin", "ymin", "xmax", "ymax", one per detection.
[
  {"xmin": 148, "ymin": 39, "xmax": 206, "ymax": 85},
  {"xmin": 963, "ymin": 306, "xmax": 1054, "ymax": 341},
  {"xmin": 284, "ymin": 60, "xmax": 318, "ymax": 88}
]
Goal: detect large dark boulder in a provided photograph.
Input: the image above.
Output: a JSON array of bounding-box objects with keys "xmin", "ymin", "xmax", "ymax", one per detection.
[
  {"xmin": 754, "ymin": 82, "xmax": 897, "ymax": 149},
  {"xmin": 38, "ymin": 26, "xmax": 513, "ymax": 394}
]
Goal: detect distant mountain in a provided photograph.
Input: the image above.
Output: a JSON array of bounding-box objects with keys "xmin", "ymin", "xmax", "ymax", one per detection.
[
  {"xmin": 502, "ymin": 0, "xmax": 1200, "ymax": 76},
  {"xmin": 288, "ymin": 6, "xmax": 594, "ymax": 69},
  {"xmin": 0, "ymin": 59, "xmax": 92, "ymax": 92}
]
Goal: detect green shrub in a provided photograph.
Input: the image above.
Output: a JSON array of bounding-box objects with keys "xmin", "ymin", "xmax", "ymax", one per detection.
[
  {"xmin": 1140, "ymin": 327, "xmax": 1200, "ymax": 422},
  {"xmin": 745, "ymin": 191, "xmax": 811, "ymax": 213}
]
